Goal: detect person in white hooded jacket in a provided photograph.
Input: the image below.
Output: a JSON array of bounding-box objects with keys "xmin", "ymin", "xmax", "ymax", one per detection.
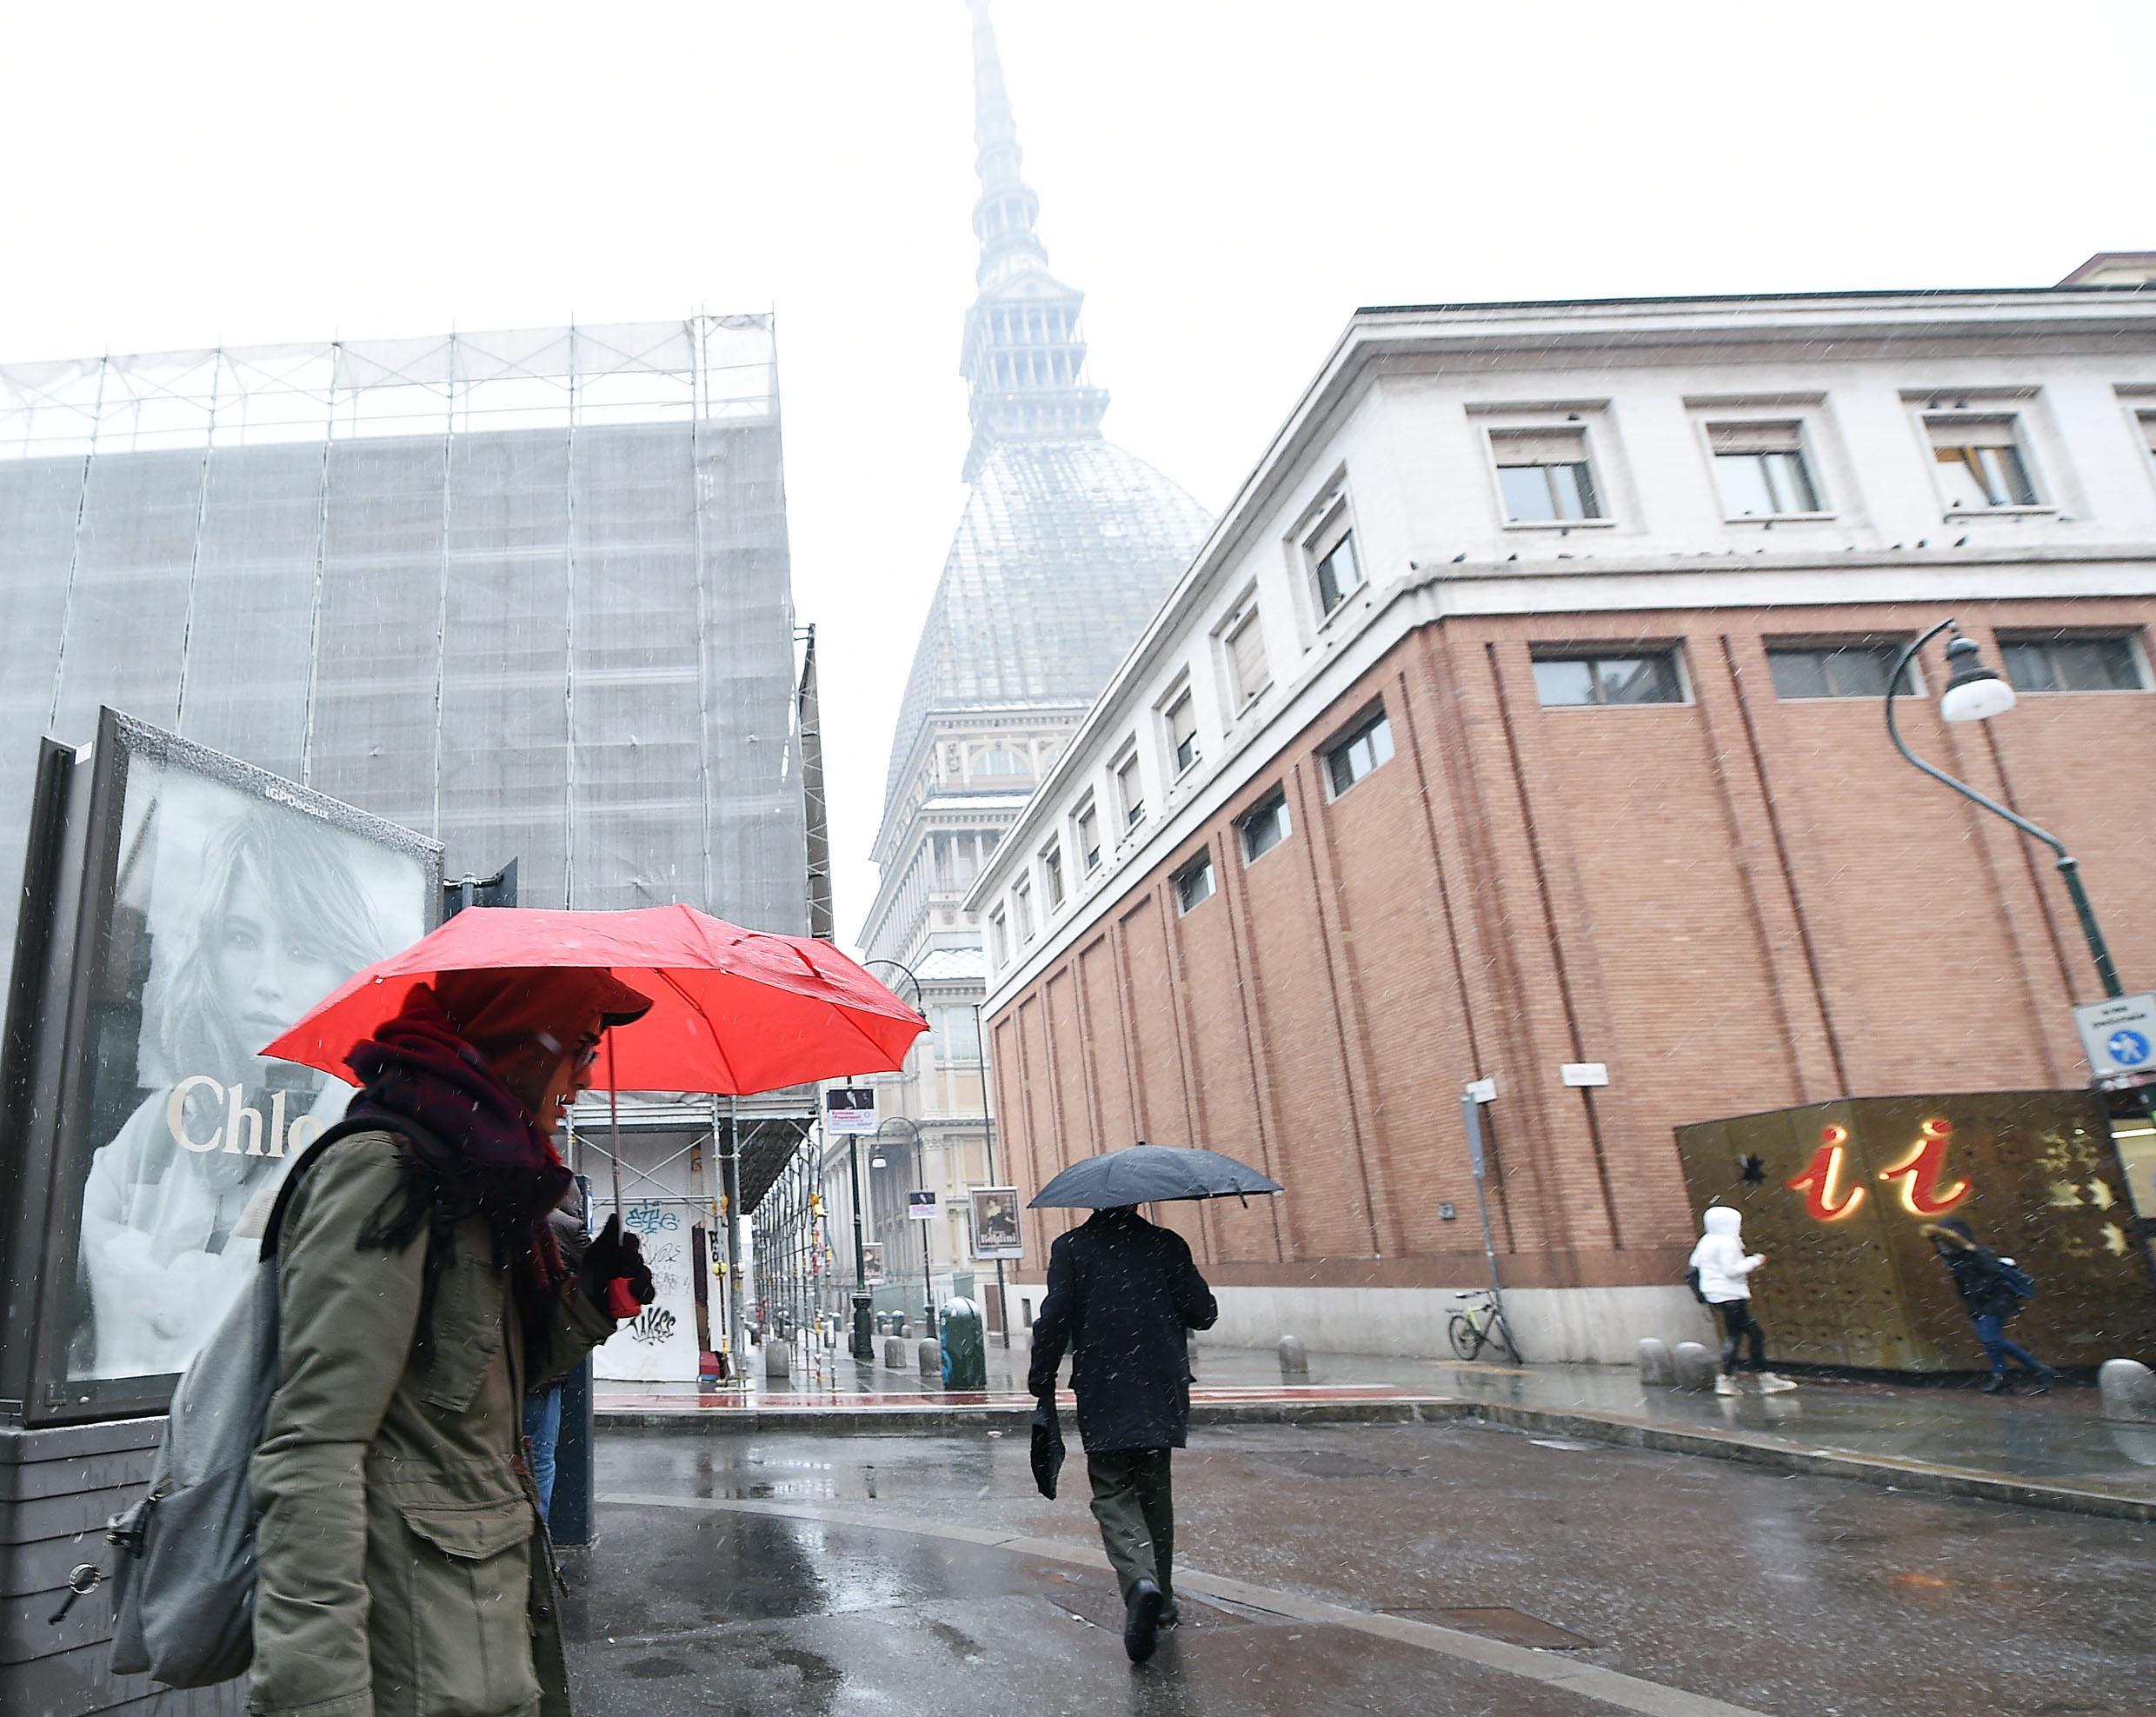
[{"xmin": 1688, "ymin": 1206, "xmax": 1796, "ymax": 1395}]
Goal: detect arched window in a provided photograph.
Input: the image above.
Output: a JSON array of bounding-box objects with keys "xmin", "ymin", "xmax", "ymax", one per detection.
[{"xmin": 971, "ymin": 747, "xmax": 1033, "ymax": 781}]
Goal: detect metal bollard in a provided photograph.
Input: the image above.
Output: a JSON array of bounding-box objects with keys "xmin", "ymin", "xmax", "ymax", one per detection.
[{"xmin": 1277, "ymin": 1334, "xmax": 1309, "ymax": 1377}]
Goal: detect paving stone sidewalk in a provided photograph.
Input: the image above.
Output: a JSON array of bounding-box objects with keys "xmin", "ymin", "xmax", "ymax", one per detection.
[{"xmin": 596, "ymin": 1338, "xmax": 2156, "ymax": 1519}]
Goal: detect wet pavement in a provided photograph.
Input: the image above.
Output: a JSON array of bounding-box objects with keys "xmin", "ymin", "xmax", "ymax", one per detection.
[
  {"xmin": 570, "ymin": 1421, "xmax": 2156, "ymax": 1716},
  {"xmin": 599, "ymin": 1341, "xmax": 2156, "ymax": 1514}
]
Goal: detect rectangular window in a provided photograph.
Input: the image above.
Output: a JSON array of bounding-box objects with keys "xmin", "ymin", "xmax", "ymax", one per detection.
[
  {"xmin": 1041, "ymin": 842, "xmax": 1065, "ymax": 909},
  {"xmin": 1491, "ymin": 428, "xmax": 1602, "ymax": 523},
  {"xmin": 1013, "ymin": 876, "xmax": 1035, "ymax": 942},
  {"xmin": 2000, "ymin": 633, "xmax": 2145, "ymax": 694},
  {"xmin": 1710, "ymin": 423, "xmax": 1820, "ymax": 517},
  {"xmin": 1238, "ymin": 789, "xmax": 1292, "ymax": 862},
  {"xmin": 1531, "ymin": 649, "xmax": 1685, "ymax": 707},
  {"xmin": 1168, "ymin": 689, "xmax": 1200, "ymax": 775},
  {"xmin": 2140, "ymin": 411, "xmax": 2156, "ymax": 462},
  {"xmin": 934, "ymin": 1005, "xmax": 982, "ymax": 1065},
  {"xmin": 1927, "ymin": 416, "xmax": 2039, "ymax": 509},
  {"xmin": 1174, "ymin": 851, "xmax": 1215, "ymax": 915},
  {"xmin": 1324, "ymin": 706, "xmax": 1395, "ymax": 797},
  {"xmin": 1225, "ymin": 605, "xmax": 1270, "ymax": 709},
  {"xmin": 1075, "ymin": 799, "xmax": 1101, "ymax": 873},
  {"xmin": 988, "ymin": 908, "xmax": 1008, "ymax": 968},
  {"xmin": 1115, "ymin": 749, "xmax": 1144, "ymax": 831},
  {"xmin": 1767, "ymin": 641, "xmax": 1907, "ymax": 700},
  {"xmin": 1312, "ymin": 531, "xmax": 1361, "ymax": 616}
]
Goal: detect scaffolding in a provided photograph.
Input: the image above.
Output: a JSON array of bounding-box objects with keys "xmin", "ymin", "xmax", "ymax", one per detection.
[{"xmin": 0, "ymin": 318, "xmax": 806, "ymax": 948}]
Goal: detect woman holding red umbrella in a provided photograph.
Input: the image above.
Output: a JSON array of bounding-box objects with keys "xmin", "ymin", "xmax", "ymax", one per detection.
[{"xmin": 248, "ymin": 967, "xmax": 660, "ymax": 1717}]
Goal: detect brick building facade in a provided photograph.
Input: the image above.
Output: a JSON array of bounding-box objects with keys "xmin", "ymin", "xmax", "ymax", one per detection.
[{"xmin": 968, "ymin": 287, "xmax": 2156, "ymax": 1359}]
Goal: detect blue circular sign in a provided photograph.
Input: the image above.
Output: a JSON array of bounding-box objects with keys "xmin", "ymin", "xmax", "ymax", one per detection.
[{"xmin": 2108, "ymin": 1028, "xmax": 2153, "ymax": 1068}]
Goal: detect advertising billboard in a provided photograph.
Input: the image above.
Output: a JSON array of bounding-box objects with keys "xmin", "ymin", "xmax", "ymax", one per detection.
[
  {"xmin": 968, "ymin": 1186, "xmax": 1024, "ymax": 1260},
  {"xmin": 1, "ymin": 710, "xmax": 440, "ymax": 1423}
]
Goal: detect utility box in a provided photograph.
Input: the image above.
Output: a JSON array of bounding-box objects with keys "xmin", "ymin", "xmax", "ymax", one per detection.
[{"xmin": 940, "ymin": 1296, "xmax": 988, "ymax": 1390}]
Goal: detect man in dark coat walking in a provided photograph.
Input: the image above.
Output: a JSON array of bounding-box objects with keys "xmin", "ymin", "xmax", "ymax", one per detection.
[{"xmin": 1028, "ymin": 1204, "xmax": 1218, "ymax": 1664}]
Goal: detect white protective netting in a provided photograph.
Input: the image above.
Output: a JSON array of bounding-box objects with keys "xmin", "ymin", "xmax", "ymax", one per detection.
[{"xmin": 0, "ymin": 317, "xmax": 807, "ymax": 943}]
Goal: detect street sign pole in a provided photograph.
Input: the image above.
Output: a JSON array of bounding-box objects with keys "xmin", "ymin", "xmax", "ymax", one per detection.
[{"xmin": 1462, "ymin": 1084, "xmax": 1504, "ymax": 1312}]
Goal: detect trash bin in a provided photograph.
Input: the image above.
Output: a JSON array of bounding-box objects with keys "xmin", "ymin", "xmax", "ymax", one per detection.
[{"xmin": 939, "ymin": 1296, "xmax": 987, "ymax": 1391}]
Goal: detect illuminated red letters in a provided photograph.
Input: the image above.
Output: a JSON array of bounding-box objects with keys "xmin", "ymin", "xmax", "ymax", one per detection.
[
  {"xmin": 1788, "ymin": 1124, "xmax": 1867, "ymax": 1221},
  {"xmin": 1878, "ymin": 1117, "xmax": 1970, "ymax": 1216}
]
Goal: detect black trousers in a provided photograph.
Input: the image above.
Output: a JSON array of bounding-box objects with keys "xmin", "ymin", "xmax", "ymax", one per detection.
[
  {"xmin": 1716, "ymin": 1301, "xmax": 1766, "ymax": 1374},
  {"xmin": 1087, "ymin": 1447, "xmax": 1174, "ymax": 1602}
]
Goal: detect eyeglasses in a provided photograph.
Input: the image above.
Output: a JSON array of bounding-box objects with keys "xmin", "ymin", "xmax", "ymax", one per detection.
[{"xmin": 573, "ymin": 1037, "xmax": 603, "ymax": 1073}]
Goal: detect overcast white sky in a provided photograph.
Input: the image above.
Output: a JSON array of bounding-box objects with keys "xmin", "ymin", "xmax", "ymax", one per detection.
[{"xmin": 2, "ymin": 0, "xmax": 2146, "ymax": 948}]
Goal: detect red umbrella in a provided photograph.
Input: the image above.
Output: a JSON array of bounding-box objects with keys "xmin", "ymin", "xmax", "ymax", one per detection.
[{"xmin": 259, "ymin": 903, "xmax": 924, "ymax": 1094}]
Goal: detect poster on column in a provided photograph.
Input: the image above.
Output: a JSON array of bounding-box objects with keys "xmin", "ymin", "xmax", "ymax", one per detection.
[
  {"xmin": 590, "ymin": 1196, "xmax": 702, "ymax": 1382},
  {"xmin": 10, "ymin": 709, "xmax": 441, "ymax": 1424}
]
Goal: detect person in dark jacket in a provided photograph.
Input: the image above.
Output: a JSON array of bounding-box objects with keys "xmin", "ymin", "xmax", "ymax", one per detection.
[
  {"xmin": 524, "ymin": 1181, "xmax": 591, "ymax": 1523},
  {"xmin": 1921, "ymin": 1217, "xmax": 2056, "ymax": 1394},
  {"xmin": 1028, "ymin": 1204, "xmax": 1218, "ymax": 1665}
]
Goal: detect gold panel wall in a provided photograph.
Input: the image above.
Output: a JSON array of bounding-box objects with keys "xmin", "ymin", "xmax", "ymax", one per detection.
[{"xmin": 1674, "ymin": 1091, "xmax": 2156, "ymax": 1372}]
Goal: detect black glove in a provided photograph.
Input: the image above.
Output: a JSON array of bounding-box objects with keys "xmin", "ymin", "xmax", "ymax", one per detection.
[{"xmin": 581, "ymin": 1214, "xmax": 655, "ymax": 1318}]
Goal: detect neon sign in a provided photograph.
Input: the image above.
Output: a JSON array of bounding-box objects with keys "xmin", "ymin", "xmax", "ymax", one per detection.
[
  {"xmin": 1787, "ymin": 1124, "xmax": 1866, "ymax": 1221},
  {"xmin": 1876, "ymin": 1117, "xmax": 1971, "ymax": 1216}
]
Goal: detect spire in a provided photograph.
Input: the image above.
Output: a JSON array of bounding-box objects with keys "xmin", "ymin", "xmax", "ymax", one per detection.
[{"xmin": 959, "ymin": 0, "xmax": 1108, "ymax": 481}]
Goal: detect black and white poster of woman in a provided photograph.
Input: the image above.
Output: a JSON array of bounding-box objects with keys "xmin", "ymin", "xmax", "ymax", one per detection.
[{"xmin": 61, "ymin": 728, "xmax": 434, "ymax": 1384}]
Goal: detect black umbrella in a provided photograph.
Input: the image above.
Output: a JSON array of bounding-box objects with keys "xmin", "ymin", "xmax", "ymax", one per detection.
[
  {"xmin": 1028, "ymin": 1141, "xmax": 1282, "ymax": 1210},
  {"xmin": 1029, "ymin": 1399, "xmax": 1065, "ymax": 1500}
]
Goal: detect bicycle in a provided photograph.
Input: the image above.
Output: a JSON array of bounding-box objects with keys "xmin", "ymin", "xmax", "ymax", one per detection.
[{"xmin": 1447, "ymin": 1289, "xmax": 1521, "ymax": 1363}]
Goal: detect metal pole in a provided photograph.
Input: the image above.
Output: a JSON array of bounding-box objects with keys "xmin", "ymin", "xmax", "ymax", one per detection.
[
  {"xmin": 722, "ymin": 1097, "xmax": 743, "ymax": 1374},
  {"xmin": 1461, "ymin": 1088, "xmax": 1504, "ymax": 1308},
  {"xmin": 848, "ymin": 1134, "xmax": 872, "ymax": 1360},
  {"xmin": 1886, "ymin": 619, "xmax": 2126, "ymax": 999},
  {"xmin": 606, "ymin": 1030, "xmax": 623, "ymax": 1214},
  {"xmin": 975, "ymin": 1000, "xmax": 1008, "ymax": 1348}
]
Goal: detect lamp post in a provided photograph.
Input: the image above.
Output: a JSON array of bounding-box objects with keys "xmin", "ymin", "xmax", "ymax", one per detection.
[
  {"xmin": 1885, "ymin": 618, "xmax": 2125, "ymax": 1000},
  {"xmin": 841, "ymin": 961, "xmax": 922, "ymax": 1362}
]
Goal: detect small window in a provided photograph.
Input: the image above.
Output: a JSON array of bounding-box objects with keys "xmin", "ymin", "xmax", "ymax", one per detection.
[
  {"xmin": 1041, "ymin": 842, "xmax": 1065, "ymax": 909},
  {"xmin": 1115, "ymin": 749, "xmax": 1145, "ymax": 831},
  {"xmin": 1174, "ymin": 851, "xmax": 1215, "ymax": 915},
  {"xmin": 1767, "ymin": 641, "xmax": 1908, "ymax": 700},
  {"xmin": 1492, "ymin": 428, "xmax": 1602, "ymax": 523},
  {"xmin": 988, "ymin": 908, "xmax": 1008, "ymax": 968},
  {"xmin": 1710, "ymin": 423, "xmax": 1820, "ymax": 517},
  {"xmin": 971, "ymin": 746, "xmax": 1034, "ymax": 782},
  {"xmin": 1324, "ymin": 706, "xmax": 1395, "ymax": 797},
  {"xmin": 1167, "ymin": 690, "xmax": 1200, "ymax": 775},
  {"xmin": 1225, "ymin": 604, "xmax": 1270, "ymax": 709},
  {"xmin": 1238, "ymin": 789, "xmax": 1292, "ymax": 863},
  {"xmin": 1313, "ymin": 533, "xmax": 1361, "ymax": 616},
  {"xmin": 933, "ymin": 1004, "xmax": 982, "ymax": 1065},
  {"xmin": 2000, "ymin": 633, "xmax": 2145, "ymax": 694},
  {"xmin": 2139, "ymin": 411, "xmax": 2156, "ymax": 463},
  {"xmin": 1927, "ymin": 416, "xmax": 2040, "ymax": 509},
  {"xmin": 1532, "ymin": 649, "xmax": 1684, "ymax": 707},
  {"xmin": 1075, "ymin": 799, "xmax": 1101, "ymax": 874},
  {"xmin": 1013, "ymin": 876, "xmax": 1035, "ymax": 942},
  {"xmin": 1304, "ymin": 498, "xmax": 1363, "ymax": 619}
]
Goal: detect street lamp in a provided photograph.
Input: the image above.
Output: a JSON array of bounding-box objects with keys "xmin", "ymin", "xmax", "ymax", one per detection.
[{"xmin": 1886, "ymin": 618, "xmax": 2125, "ymax": 1000}]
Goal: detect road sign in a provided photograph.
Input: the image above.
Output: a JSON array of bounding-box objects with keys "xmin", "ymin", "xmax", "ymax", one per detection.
[
  {"xmin": 2074, "ymin": 994, "xmax": 2156, "ymax": 1081},
  {"xmin": 906, "ymin": 1189, "xmax": 939, "ymax": 1221},
  {"xmin": 1561, "ymin": 1062, "xmax": 1609, "ymax": 1088},
  {"xmin": 825, "ymin": 1086, "xmax": 876, "ymax": 1135}
]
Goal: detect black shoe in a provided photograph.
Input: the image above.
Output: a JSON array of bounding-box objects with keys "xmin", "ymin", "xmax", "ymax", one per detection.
[
  {"xmin": 1124, "ymin": 1578, "xmax": 1164, "ymax": 1663},
  {"xmin": 1981, "ymin": 1374, "xmax": 2013, "ymax": 1394},
  {"xmin": 2027, "ymin": 1367, "xmax": 2058, "ymax": 1394},
  {"xmin": 1158, "ymin": 1600, "xmax": 1181, "ymax": 1630}
]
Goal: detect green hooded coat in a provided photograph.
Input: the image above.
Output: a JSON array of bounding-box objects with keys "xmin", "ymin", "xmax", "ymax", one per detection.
[{"xmin": 247, "ymin": 1131, "xmax": 616, "ymax": 1717}]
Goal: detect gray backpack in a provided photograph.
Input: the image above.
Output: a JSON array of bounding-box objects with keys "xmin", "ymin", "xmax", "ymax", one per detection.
[{"xmin": 107, "ymin": 1133, "xmax": 345, "ymax": 1687}]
